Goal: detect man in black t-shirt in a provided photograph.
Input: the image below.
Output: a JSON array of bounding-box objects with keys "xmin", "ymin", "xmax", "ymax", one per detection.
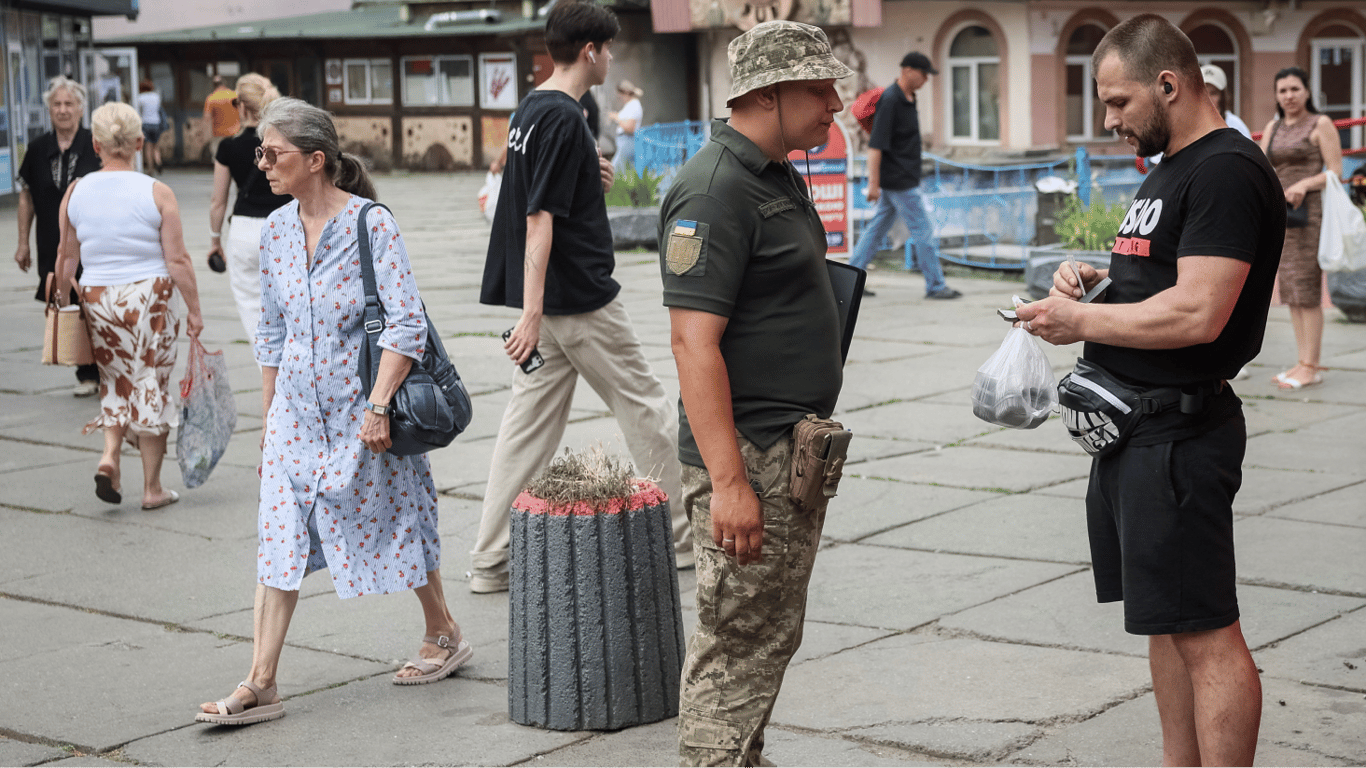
[
  {"xmin": 1016, "ymin": 15, "xmax": 1282, "ymax": 766},
  {"xmin": 472, "ymin": 0, "xmax": 687, "ymax": 593},
  {"xmin": 846, "ymin": 52, "xmax": 960, "ymax": 300}
]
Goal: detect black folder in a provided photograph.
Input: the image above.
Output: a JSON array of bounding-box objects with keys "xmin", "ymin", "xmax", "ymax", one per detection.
[{"xmin": 826, "ymin": 259, "xmax": 866, "ymax": 364}]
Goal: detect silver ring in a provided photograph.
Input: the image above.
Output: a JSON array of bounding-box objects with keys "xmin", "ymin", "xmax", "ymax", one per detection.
[
  {"xmin": 1024, "ymin": 320, "xmax": 1034, "ymax": 331},
  {"xmin": 722, "ymin": 538, "xmax": 735, "ymax": 544}
]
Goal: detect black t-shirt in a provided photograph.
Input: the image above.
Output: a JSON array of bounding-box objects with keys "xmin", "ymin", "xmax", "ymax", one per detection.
[
  {"xmin": 481, "ymin": 89, "xmax": 618, "ymax": 315},
  {"xmin": 659, "ymin": 120, "xmax": 843, "ymax": 466},
  {"xmin": 215, "ymin": 127, "xmax": 293, "ymax": 218},
  {"xmin": 868, "ymin": 83, "xmax": 922, "ymax": 191},
  {"xmin": 580, "ymin": 91, "xmax": 600, "ymax": 140},
  {"xmin": 17, "ymin": 128, "xmax": 101, "ymax": 300},
  {"xmin": 1084, "ymin": 129, "xmax": 1284, "ymax": 443}
]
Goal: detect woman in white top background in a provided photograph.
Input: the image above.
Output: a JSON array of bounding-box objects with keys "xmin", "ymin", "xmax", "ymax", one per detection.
[
  {"xmin": 55, "ymin": 101, "xmax": 204, "ymax": 510},
  {"xmin": 136, "ymin": 79, "xmax": 164, "ymax": 175},
  {"xmin": 607, "ymin": 79, "xmax": 643, "ymax": 171}
]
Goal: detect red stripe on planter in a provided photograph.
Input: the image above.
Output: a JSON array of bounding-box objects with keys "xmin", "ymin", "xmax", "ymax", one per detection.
[{"xmin": 514, "ymin": 480, "xmax": 667, "ymax": 516}]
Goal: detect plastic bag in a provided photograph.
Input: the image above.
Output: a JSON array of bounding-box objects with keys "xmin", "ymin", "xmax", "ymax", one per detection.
[
  {"xmin": 1318, "ymin": 171, "xmax": 1366, "ymax": 272},
  {"xmin": 177, "ymin": 338, "xmax": 237, "ymax": 488},
  {"xmin": 478, "ymin": 171, "xmax": 502, "ymax": 225},
  {"xmin": 972, "ymin": 327, "xmax": 1057, "ymax": 429}
]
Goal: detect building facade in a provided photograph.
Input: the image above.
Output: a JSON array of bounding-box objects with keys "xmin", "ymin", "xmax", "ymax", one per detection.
[{"xmin": 2, "ymin": 0, "xmax": 137, "ymax": 196}]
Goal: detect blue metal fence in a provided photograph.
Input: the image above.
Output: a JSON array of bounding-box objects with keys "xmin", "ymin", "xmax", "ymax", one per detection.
[{"xmin": 633, "ymin": 120, "xmax": 1145, "ymax": 270}]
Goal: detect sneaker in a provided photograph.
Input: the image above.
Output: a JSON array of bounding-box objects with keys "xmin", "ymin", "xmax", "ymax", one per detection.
[
  {"xmin": 467, "ymin": 568, "xmax": 509, "ymax": 594},
  {"xmin": 926, "ymin": 287, "xmax": 962, "ymax": 300},
  {"xmin": 73, "ymin": 381, "xmax": 99, "ymax": 397}
]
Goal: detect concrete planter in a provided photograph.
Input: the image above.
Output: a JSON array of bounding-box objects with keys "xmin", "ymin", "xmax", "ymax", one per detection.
[
  {"xmin": 508, "ymin": 480, "xmax": 685, "ymax": 731},
  {"xmin": 607, "ymin": 206, "xmax": 661, "ymax": 251},
  {"xmin": 1025, "ymin": 247, "xmax": 1111, "ymax": 300}
]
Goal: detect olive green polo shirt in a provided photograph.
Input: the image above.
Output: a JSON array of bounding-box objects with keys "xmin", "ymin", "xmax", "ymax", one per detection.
[{"xmin": 659, "ymin": 119, "xmax": 843, "ymax": 468}]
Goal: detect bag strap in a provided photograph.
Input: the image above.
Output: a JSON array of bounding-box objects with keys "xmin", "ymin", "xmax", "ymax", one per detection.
[{"xmin": 357, "ymin": 202, "xmax": 391, "ymax": 399}]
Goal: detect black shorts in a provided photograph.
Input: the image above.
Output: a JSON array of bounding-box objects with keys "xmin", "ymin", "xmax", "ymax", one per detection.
[
  {"xmin": 142, "ymin": 123, "xmax": 162, "ymax": 144},
  {"xmin": 1086, "ymin": 411, "xmax": 1245, "ymax": 635}
]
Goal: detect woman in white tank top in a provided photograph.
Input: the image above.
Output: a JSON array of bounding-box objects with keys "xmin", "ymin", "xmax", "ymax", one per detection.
[{"xmin": 54, "ymin": 101, "xmax": 204, "ymax": 510}]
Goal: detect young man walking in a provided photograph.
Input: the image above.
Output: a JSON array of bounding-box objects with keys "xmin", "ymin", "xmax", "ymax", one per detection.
[
  {"xmin": 660, "ymin": 20, "xmax": 852, "ymax": 766},
  {"xmin": 475, "ymin": 0, "xmax": 688, "ymax": 593},
  {"xmin": 847, "ymin": 52, "xmax": 960, "ymax": 300},
  {"xmin": 1016, "ymin": 14, "xmax": 1283, "ymax": 766}
]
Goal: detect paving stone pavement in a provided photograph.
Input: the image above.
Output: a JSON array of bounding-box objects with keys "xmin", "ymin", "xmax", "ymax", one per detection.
[{"xmin": 1, "ymin": 170, "xmax": 1363, "ymax": 767}]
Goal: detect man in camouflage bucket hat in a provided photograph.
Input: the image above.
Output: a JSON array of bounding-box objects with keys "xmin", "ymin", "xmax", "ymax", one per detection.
[{"xmin": 659, "ymin": 19, "xmax": 851, "ymax": 767}]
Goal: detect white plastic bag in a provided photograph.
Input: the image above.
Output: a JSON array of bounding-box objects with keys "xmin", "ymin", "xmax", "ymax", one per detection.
[
  {"xmin": 478, "ymin": 171, "xmax": 502, "ymax": 225},
  {"xmin": 177, "ymin": 339, "xmax": 237, "ymax": 488},
  {"xmin": 971, "ymin": 327, "xmax": 1057, "ymax": 429},
  {"xmin": 1318, "ymin": 171, "xmax": 1366, "ymax": 272}
]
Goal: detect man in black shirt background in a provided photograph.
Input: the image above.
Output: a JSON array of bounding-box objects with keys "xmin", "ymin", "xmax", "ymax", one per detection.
[
  {"xmin": 1017, "ymin": 15, "xmax": 1283, "ymax": 766},
  {"xmin": 473, "ymin": 0, "xmax": 687, "ymax": 593}
]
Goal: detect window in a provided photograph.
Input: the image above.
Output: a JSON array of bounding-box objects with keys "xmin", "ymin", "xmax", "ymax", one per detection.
[
  {"xmin": 343, "ymin": 58, "xmax": 392, "ymax": 105},
  {"xmin": 1312, "ymin": 24, "xmax": 1365, "ymax": 151},
  {"xmin": 401, "ymin": 55, "xmax": 474, "ymax": 106},
  {"xmin": 948, "ymin": 26, "xmax": 1000, "ymax": 143},
  {"xmin": 1188, "ymin": 24, "xmax": 1239, "ymax": 120},
  {"xmin": 1065, "ymin": 24, "xmax": 1108, "ymax": 141}
]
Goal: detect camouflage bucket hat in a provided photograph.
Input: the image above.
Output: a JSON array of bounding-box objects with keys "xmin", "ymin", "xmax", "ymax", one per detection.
[{"xmin": 726, "ymin": 20, "xmax": 854, "ymax": 105}]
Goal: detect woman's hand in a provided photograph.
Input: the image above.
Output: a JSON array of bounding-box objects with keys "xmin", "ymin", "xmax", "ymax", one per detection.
[
  {"xmin": 1285, "ymin": 182, "xmax": 1307, "ymax": 209},
  {"xmin": 185, "ymin": 310, "xmax": 204, "ymax": 339},
  {"xmin": 359, "ymin": 409, "xmax": 391, "ymax": 453},
  {"xmin": 14, "ymin": 243, "xmax": 31, "ymax": 272}
]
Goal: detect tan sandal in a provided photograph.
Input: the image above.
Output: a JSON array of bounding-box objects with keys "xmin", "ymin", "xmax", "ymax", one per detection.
[
  {"xmin": 393, "ymin": 634, "xmax": 473, "ymax": 685},
  {"xmin": 195, "ymin": 680, "xmax": 285, "ymax": 726}
]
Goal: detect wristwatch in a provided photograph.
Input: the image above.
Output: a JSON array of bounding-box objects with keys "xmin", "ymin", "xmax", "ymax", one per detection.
[{"xmin": 365, "ymin": 401, "xmax": 389, "ymax": 416}]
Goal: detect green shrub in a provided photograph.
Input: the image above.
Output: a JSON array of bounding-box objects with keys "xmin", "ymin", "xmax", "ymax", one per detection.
[
  {"xmin": 1055, "ymin": 192, "xmax": 1129, "ymax": 251},
  {"xmin": 605, "ymin": 165, "xmax": 662, "ymax": 208}
]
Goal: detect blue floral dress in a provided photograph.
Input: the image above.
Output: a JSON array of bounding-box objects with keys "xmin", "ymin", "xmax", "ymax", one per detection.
[{"xmin": 255, "ymin": 196, "xmax": 440, "ymax": 599}]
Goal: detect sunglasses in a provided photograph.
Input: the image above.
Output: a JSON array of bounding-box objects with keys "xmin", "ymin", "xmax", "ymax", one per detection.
[{"xmin": 254, "ymin": 146, "xmax": 306, "ymax": 165}]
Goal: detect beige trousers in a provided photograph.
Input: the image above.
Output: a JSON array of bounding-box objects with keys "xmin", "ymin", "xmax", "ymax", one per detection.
[{"xmin": 471, "ymin": 298, "xmax": 689, "ymax": 572}]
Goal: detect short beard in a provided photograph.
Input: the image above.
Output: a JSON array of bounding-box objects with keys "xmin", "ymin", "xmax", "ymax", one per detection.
[{"xmin": 1132, "ymin": 102, "xmax": 1172, "ymax": 158}]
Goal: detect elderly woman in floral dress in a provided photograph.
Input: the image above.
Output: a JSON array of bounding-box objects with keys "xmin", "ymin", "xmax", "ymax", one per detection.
[{"xmin": 196, "ymin": 98, "xmax": 470, "ymax": 726}]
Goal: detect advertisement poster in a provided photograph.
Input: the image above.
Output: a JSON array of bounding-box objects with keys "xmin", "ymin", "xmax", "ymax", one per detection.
[
  {"xmin": 787, "ymin": 121, "xmax": 849, "ymax": 254},
  {"xmin": 0, "ymin": 149, "xmax": 11, "ymax": 195},
  {"xmin": 479, "ymin": 53, "xmax": 517, "ymax": 110}
]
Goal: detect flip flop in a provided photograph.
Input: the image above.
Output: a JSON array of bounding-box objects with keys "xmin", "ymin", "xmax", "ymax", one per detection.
[
  {"xmin": 1277, "ymin": 372, "xmax": 1323, "ymax": 390},
  {"xmin": 142, "ymin": 490, "xmax": 180, "ymax": 510},
  {"xmin": 195, "ymin": 680, "xmax": 285, "ymax": 726},
  {"xmin": 393, "ymin": 634, "xmax": 473, "ymax": 685},
  {"xmin": 94, "ymin": 467, "xmax": 121, "ymax": 505}
]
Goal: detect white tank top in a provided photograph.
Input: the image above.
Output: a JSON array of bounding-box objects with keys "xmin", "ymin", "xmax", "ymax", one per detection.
[{"xmin": 68, "ymin": 171, "xmax": 169, "ymax": 286}]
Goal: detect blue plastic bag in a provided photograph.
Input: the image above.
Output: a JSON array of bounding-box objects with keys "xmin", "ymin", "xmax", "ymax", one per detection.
[{"xmin": 177, "ymin": 339, "xmax": 236, "ymax": 488}]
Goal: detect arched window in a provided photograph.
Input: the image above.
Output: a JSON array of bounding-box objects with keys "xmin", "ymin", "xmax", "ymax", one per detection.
[
  {"xmin": 1188, "ymin": 24, "xmax": 1239, "ymax": 119},
  {"xmin": 1311, "ymin": 22, "xmax": 1365, "ymax": 149},
  {"xmin": 947, "ymin": 26, "xmax": 1000, "ymax": 143},
  {"xmin": 1065, "ymin": 24, "xmax": 1108, "ymax": 141}
]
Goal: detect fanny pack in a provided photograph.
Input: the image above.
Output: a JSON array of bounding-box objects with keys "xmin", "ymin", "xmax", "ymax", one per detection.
[
  {"xmin": 789, "ymin": 414, "xmax": 852, "ymax": 511},
  {"xmin": 1057, "ymin": 359, "xmax": 1220, "ymax": 458}
]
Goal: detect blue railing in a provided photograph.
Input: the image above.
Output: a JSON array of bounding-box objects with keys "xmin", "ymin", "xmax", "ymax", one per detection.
[{"xmin": 633, "ymin": 120, "xmax": 1145, "ymax": 270}]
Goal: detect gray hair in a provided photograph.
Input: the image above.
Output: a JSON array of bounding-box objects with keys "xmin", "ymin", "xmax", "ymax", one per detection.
[
  {"xmin": 258, "ymin": 97, "xmax": 376, "ymax": 200},
  {"xmin": 43, "ymin": 75, "xmax": 86, "ymax": 111}
]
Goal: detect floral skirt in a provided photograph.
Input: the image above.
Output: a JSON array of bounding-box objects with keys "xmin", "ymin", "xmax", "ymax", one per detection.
[{"xmin": 81, "ymin": 276, "xmax": 180, "ymax": 436}]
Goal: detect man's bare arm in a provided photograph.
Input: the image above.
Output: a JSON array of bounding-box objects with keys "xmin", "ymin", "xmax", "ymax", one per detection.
[{"xmin": 504, "ymin": 210, "xmax": 552, "ymax": 365}]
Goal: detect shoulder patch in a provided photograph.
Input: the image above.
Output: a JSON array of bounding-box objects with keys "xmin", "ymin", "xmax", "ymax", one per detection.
[
  {"xmin": 666, "ymin": 233, "xmax": 703, "ymax": 275},
  {"xmin": 759, "ymin": 197, "xmax": 796, "ymax": 218}
]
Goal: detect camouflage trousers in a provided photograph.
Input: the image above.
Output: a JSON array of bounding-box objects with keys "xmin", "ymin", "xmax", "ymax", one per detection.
[{"xmin": 677, "ymin": 434, "xmax": 827, "ymax": 767}]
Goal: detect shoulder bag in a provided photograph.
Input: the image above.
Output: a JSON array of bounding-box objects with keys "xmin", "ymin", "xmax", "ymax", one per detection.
[
  {"xmin": 41, "ymin": 273, "xmax": 94, "ymax": 366},
  {"xmin": 356, "ymin": 202, "xmax": 473, "ymax": 456}
]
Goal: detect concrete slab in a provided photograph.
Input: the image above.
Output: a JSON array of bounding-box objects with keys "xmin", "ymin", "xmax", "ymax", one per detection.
[
  {"xmin": 0, "ymin": 440, "xmax": 99, "ymax": 476},
  {"xmin": 0, "ymin": 737, "xmax": 67, "ymax": 767},
  {"xmin": 1012, "ymin": 677, "xmax": 1361, "ymax": 766},
  {"xmin": 1255, "ymin": 606, "xmax": 1366, "ymax": 692},
  {"xmin": 821, "ymin": 477, "xmax": 1001, "ymax": 543},
  {"xmin": 1264, "ymin": 480, "xmax": 1366, "ymax": 528},
  {"xmin": 939, "ymin": 570, "xmax": 1364, "ymax": 657},
  {"xmin": 1244, "ymin": 410, "xmax": 1366, "ymax": 476},
  {"xmin": 845, "ymin": 720, "xmax": 1040, "ymax": 764},
  {"xmin": 772, "ymin": 635, "xmax": 1151, "ymax": 730},
  {"xmin": 805, "ymin": 543, "xmax": 1078, "ymax": 631},
  {"xmin": 839, "ymin": 399, "xmax": 1019, "ymax": 446},
  {"xmin": 851, "ymin": 445, "xmax": 1092, "ymax": 493},
  {"xmin": 0, "ymin": 599, "xmax": 383, "ymax": 753},
  {"xmin": 864, "ymin": 493, "xmax": 1091, "ymax": 564},
  {"xmin": 120, "ymin": 676, "xmax": 581, "ymax": 767},
  {"xmin": 1233, "ymin": 467, "xmax": 1363, "ymax": 516},
  {"xmin": 0, "ymin": 508, "xmax": 331, "ymax": 622},
  {"xmin": 1236, "ymin": 515, "xmax": 1366, "ymax": 594}
]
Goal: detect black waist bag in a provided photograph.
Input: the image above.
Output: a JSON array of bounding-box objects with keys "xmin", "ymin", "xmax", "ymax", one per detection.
[
  {"xmin": 357, "ymin": 202, "xmax": 473, "ymax": 456},
  {"xmin": 1056, "ymin": 359, "xmax": 1182, "ymax": 458}
]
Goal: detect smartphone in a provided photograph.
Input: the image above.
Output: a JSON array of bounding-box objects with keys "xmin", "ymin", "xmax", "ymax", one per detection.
[
  {"xmin": 502, "ymin": 328, "xmax": 545, "ymax": 374},
  {"xmin": 998, "ymin": 296, "xmax": 1031, "ymax": 322}
]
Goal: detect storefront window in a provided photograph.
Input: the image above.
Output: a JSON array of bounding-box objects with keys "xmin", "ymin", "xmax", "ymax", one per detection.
[
  {"xmin": 344, "ymin": 58, "xmax": 392, "ymax": 105},
  {"xmin": 401, "ymin": 56, "xmax": 474, "ymax": 106}
]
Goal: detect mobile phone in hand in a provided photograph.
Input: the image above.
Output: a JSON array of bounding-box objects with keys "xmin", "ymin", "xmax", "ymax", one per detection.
[{"xmin": 502, "ymin": 328, "xmax": 545, "ymax": 374}]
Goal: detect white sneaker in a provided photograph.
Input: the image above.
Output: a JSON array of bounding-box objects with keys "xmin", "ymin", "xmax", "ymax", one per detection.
[
  {"xmin": 467, "ymin": 568, "xmax": 509, "ymax": 594},
  {"xmin": 73, "ymin": 381, "xmax": 98, "ymax": 397}
]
